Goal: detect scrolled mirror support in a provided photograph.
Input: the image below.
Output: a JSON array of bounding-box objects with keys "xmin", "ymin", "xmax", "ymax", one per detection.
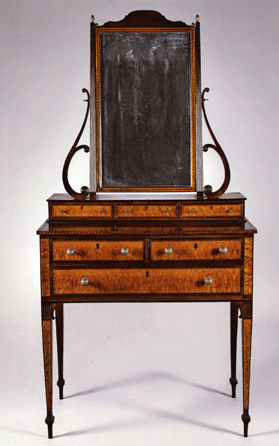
[
  {"xmin": 62, "ymin": 88, "xmax": 91, "ymax": 200},
  {"xmin": 201, "ymin": 87, "xmax": 231, "ymax": 198}
]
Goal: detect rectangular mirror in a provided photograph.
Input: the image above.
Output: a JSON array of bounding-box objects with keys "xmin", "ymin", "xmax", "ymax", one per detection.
[{"xmin": 90, "ymin": 11, "xmax": 202, "ymax": 194}]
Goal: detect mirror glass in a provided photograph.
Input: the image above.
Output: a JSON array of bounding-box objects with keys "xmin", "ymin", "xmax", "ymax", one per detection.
[{"xmin": 95, "ymin": 28, "xmax": 196, "ymax": 192}]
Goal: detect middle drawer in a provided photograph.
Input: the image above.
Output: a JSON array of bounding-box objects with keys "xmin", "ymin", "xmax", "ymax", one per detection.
[
  {"xmin": 150, "ymin": 239, "xmax": 242, "ymax": 261},
  {"xmin": 116, "ymin": 204, "xmax": 177, "ymax": 218},
  {"xmin": 52, "ymin": 240, "xmax": 144, "ymax": 261}
]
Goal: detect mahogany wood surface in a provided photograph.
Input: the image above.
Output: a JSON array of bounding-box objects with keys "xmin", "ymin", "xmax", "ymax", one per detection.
[
  {"xmin": 38, "ymin": 219, "xmax": 256, "ymax": 236},
  {"xmin": 47, "ymin": 192, "xmax": 246, "ymax": 201},
  {"xmin": 201, "ymin": 87, "xmax": 231, "ymax": 198},
  {"xmin": 62, "ymin": 88, "xmax": 90, "ymax": 200},
  {"xmin": 230, "ymin": 302, "xmax": 239, "ymax": 398},
  {"xmin": 101, "ymin": 10, "xmax": 192, "ymax": 29},
  {"xmin": 55, "ymin": 304, "xmax": 65, "ymax": 400}
]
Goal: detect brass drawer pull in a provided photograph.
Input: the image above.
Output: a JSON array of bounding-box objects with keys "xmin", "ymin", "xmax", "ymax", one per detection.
[
  {"xmin": 66, "ymin": 247, "xmax": 75, "ymax": 256},
  {"xmin": 204, "ymin": 276, "xmax": 213, "ymax": 286},
  {"xmin": 121, "ymin": 247, "xmax": 129, "ymax": 255},
  {"xmin": 165, "ymin": 247, "xmax": 173, "ymax": 255},
  {"xmin": 81, "ymin": 277, "xmax": 89, "ymax": 286},
  {"xmin": 219, "ymin": 246, "xmax": 228, "ymax": 254}
]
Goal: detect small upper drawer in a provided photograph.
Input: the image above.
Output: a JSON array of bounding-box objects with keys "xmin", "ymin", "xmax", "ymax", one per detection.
[
  {"xmin": 116, "ymin": 205, "xmax": 177, "ymax": 218},
  {"xmin": 150, "ymin": 239, "xmax": 242, "ymax": 261},
  {"xmin": 51, "ymin": 204, "xmax": 112, "ymax": 219},
  {"xmin": 52, "ymin": 240, "xmax": 144, "ymax": 261},
  {"xmin": 181, "ymin": 204, "xmax": 242, "ymax": 218}
]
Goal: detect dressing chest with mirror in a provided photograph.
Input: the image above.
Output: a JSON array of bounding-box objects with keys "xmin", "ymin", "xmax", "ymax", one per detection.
[{"xmin": 37, "ymin": 11, "xmax": 256, "ymax": 439}]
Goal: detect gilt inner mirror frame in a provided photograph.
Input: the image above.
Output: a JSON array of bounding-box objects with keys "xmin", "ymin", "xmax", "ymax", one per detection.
[{"xmin": 90, "ymin": 11, "xmax": 203, "ymax": 194}]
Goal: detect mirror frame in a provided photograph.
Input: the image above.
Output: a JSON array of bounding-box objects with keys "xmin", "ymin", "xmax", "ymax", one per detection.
[{"xmin": 90, "ymin": 11, "xmax": 203, "ymax": 195}]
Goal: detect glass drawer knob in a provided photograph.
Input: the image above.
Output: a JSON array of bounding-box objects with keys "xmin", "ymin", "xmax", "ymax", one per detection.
[
  {"xmin": 228, "ymin": 208, "xmax": 233, "ymax": 213},
  {"xmin": 81, "ymin": 278, "xmax": 89, "ymax": 286},
  {"xmin": 60, "ymin": 209, "xmax": 65, "ymax": 213},
  {"xmin": 165, "ymin": 247, "xmax": 173, "ymax": 255},
  {"xmin": 66, "ymin": 247, "xmax": 75, "ymax": 256},
  {"xmin": 99, "ymin": 209, "xmax": 104, "ymax": 213},
  {"xmin": 164, "ymin": 209, "xmax": 168, "ymax": 213},
  {"xmin": 204, "ymin": 277, "xmax": 213, "ymax": 286},
  {"xmin": 219, "ymin": 246, "xmax": 228, "ymax": 254},
  {"xmin": 121, "ymin": 247, "xmax": 129, "ymax": 255}
]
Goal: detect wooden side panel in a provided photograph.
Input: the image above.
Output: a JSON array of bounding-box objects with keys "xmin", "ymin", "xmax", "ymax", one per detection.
[
  {"xmin": 181, "ymin": 203, "xmax": 242, "ymax": 218},
  {"xmin": 244, "ymin": 237, "xmax": 253, "ymax": 295},
  {"xmin": 151, "ymin": 239, "xmax": 242, "ymax": 261},
  {"xmin": 40, "ymin": 239, "xmax": 50, "ymax": 296},
  {"xmin": 51, "ymin": 204, "xmax": 112, "ymax": 218},
  {"xmin": 52, "ymin": 267, "xmax": 241, "ymax": 295},
  {"xmin": 116, "ymin": 205, "xmax": 177, "ymax": 218},
  {"xmin": 52, "ymin": 240, "xmax": 144, "ymax": 261}
]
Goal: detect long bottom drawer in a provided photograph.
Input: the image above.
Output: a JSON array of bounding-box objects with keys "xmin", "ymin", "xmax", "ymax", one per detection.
[{"xmin": 52, "ymin": 268, "xmax": 241, "ymax": 295}]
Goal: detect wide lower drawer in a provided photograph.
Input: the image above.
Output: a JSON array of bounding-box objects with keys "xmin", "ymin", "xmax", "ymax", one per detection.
[
  {"xmin": 150, "ymin": 239, "xmax": 242, "ymax": 261},
  {"xmin": 52, "ymin": 240, "xmax": 144, "ymax": 261},
  {"xmin": 52, "ymin": 268, "xmax": 241, "ymax": 295}
]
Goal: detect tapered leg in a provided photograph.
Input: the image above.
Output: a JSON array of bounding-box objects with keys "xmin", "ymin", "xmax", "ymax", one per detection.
[
  {"xmin": 42, "ymin": 304, "xmax": 54, "ymax": 439},
  {"xmin": 229, "ymin": 302, "xmax": 238, "ymax": 398},
  {"xmin": 55, "ymin": 303, "xmax": 65, "ymax": 399},
  {"xmin": 241, "ymin": 302, "xmax": 252, "ymax": 437}
]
